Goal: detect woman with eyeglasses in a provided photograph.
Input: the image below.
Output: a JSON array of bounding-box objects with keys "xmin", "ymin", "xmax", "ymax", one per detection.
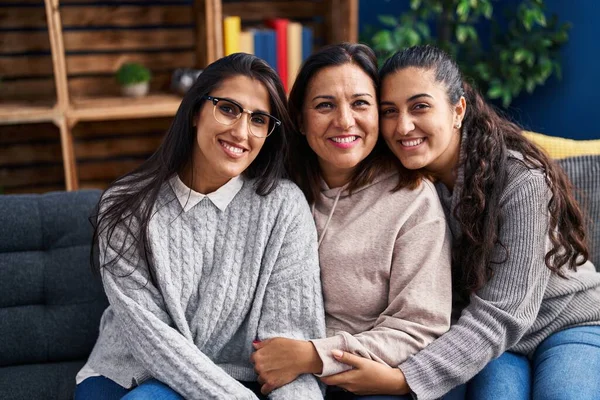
[
  {"xmin": 74, "ymin": 53, "xmax": 326, "ymax": 400},
  {"xmin": 250, "ymin": 43, "xmax": 453, "ymax": 400}
]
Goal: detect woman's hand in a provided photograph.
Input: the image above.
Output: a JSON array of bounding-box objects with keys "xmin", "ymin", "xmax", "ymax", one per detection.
[
  {"xmin": 250, "ymin": 337, "xmax": 323, "ymax": 395},
  {"xmin": 320, "ymin": 350, "xmax": 410, "ymax": 395}
]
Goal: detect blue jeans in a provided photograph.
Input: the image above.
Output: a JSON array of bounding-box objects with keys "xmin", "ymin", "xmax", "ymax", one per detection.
[
  {"xmin": 74, "ymin": 376, "xmax": 182, "ymax": 400},
  {"xmin": 456, "ymin": 325, "xmax": 600, "ymax": 400},
  {"xmin": 465, "ymin": 351, "xmax": 531, "ymax": 400},
  {"xmin": 75, "ymin": 376, "xmax": 267, "ymax": 400},
  {"xmin": 324, "ymin": 385, "xmax": 465, "ymax": 400},
  {"xmin": 532, "ymin": 325, "xmax": 600, "ymax": 400},
  {"xmin": 326, "ymin": 391, "xmax": 412, "ymax": 400}
]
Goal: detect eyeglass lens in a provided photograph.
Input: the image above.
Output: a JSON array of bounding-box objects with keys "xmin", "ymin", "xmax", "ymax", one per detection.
[{"xmin": 213, "ymin": 99, "xmax": 274, "ymax": 138}]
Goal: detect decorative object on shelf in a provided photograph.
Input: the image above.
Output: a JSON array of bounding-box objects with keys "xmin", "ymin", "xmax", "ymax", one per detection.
[
  {"xmin": 363, "ymin": 0, "xmax": 570, "ymax": 107},
  {"xmin": 2, "ymin": 0, "xmax": 357, "ymax": 193},
  {"xmin": 170, "ymin": 68, "xmax": 203, "ymax": 95},
  {"xmin": 116, "ymin": 62, "xmax": 152, "ymax": 97}
]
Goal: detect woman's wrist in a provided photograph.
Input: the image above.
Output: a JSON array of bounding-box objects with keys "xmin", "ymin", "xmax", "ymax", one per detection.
[
  {"xmin": 390, "ymin": 368, "xmax": 411, "ymax": 395},
  {"xmin": 299, "ymin": 340, "xmax": 323, "ymax": 374}
]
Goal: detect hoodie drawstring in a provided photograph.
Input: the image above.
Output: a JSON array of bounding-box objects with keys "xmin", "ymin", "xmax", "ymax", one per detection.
[{"xmin": 312, "ymin": 187, "xmax": 343, "ymax": 249}]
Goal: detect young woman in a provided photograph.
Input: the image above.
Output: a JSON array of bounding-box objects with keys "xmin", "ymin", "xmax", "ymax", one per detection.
[
  {"xmin": 74, "ymin": 53, "xmax": 326, "ymax": 400},
  {"xmin": 321, "ymin": 45, "xmax": 600, "ymax": 400},
  {"xmin": 250, "ymin": 43, "xmax": 453, "ymax": 400}
]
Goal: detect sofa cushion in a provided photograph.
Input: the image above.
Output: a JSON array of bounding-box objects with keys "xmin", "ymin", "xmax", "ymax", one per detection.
[
  {"xmin": 0, "ymin": 361, "xmax": 85, "ymax": 400},
  {"xmin": 0, "ymin": 190, "xmax": 108, "ymax": 367},
  {"xmin": 557, "ymin": 155, "xmax": 600, "ymax": 270},
  {"xmin": 524, "ymin": 131, "xmax": 600, "ymax": 159}
]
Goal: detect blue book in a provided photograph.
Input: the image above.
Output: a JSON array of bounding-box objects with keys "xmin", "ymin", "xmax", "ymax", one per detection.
[
  {"xmin": 263, "ymin": 29, "xmax": 277, "ymax": 71},
  {"xmin": 253, "ymin": 30, "xmax": 266, "ymax": 63},
  {"xmin": 302, "ymin": 26, "xmax": 313, "ymax": 61}
]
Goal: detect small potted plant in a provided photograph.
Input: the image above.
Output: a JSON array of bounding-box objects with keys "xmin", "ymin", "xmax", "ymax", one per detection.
[{"xmin": 116, "ymin": 62, "xmax": 151, "ymax": 97}]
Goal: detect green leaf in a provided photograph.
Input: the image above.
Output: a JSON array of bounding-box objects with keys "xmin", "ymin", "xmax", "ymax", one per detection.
[
  {"xmin": 406, "ymin": 29, "xmax": 421, "ymax": 46},
  {"xmin": 482, "ymin": 1, "xmax": 493, "ymax": 19},
  {"xmin": 554, "ymin": 62, "xmax": 563, "ymax": 80},
  {"xmin": 410, "ymin": 0, "xmax": 422, "ymax": 10},
  {"xmin": 538, "ymin": 12, "xmax": 547, "ymax": 27},
  {"xmin": 378, "ymin": 15, "xmax": 398, "ymax": 28},
  {"xmin": 525, "ymin": 78, "xmax": 536, "ymax": 93},
  {"xmin": 457, "ymin": 1, "xmax": 470, "ymax": 18},
  {"xmin": 502, "ymin": 91, "xmax": 512, "ymax": 108},
  {"xmin": 372, "ymin": 30, "xmax": 394, "ymax": 51},
  {"xmin": 416, "ymin": 22, "xmax": 431, "ymax": 38},
  {"xmin": 488, "ymin": 84, "xmax": 504, "ymax": 99},
  {"xmin": 456, "ymin": 25, "xmax": 468, "ymax": 43},
  {"xmin": 513, "ymin": 49, "xmax": 528, "ymax": 63},
  {"xmin": 467, "ymin": 26, "xmax": 478, "ymax": 41}
]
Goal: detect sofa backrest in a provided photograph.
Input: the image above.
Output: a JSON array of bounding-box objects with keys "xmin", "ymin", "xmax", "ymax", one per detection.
[
  {"xmin": 558, "ymin": 155, "xmax": 600, "ymax": 270},
  {"xmin": 0, "ymin": 190, "xmax": 108, "ymax": 367}
]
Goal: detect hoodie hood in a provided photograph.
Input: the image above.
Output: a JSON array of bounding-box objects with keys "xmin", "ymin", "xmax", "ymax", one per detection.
[
  {"xmin": 314, "ymin": 169, "xmax": 399, "ymax": 248},
  {"xmin": 319, "ymin": 169, "xmax": 398, "ymax": 199}
]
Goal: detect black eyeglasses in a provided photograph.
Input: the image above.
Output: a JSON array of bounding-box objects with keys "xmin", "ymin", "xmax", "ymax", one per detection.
[{"xmin": 203, "ymin": 95, "xmax": 281, "ymax": 138}]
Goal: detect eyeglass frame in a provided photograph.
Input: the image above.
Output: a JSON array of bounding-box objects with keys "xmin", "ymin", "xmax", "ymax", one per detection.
[{"xmin": 202, "ymin": 95, "xmax": 281, "ymax": 138}]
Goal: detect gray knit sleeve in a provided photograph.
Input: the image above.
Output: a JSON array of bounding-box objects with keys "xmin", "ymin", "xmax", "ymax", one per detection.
[
  {"xmin": 257, "ymin": 189, "xmax": 326, "ymax": 400},
  {"xmin": 99, "ymin": 216, "xmax": 259, "ymax": 400},
  {"xmin": 400, "ymin": 172, "xmax": 553, "ymax": 400}
]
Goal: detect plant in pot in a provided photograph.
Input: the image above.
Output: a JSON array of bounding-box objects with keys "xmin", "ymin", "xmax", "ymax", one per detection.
[
  {"xmin": 362, "ymin": 0, "xmax": 570, "ymax": 107},
  {"xmin": 116, "ymin": 62, "xmax": 151, "ymax": 98}
]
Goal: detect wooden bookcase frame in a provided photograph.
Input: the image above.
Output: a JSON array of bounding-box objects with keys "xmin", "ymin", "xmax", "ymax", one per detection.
[{"xmin": 0, "ymin": 0, "xmax": 358, "ymax": 191}]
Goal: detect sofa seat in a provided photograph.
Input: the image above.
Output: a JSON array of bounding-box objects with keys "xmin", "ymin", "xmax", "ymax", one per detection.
[{"xmin": 0, "ymin": 190, "xmax": 107, "ymax": 400}]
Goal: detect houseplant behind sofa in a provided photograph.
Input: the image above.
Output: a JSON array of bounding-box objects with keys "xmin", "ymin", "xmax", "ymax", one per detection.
[{"xmin": 0, "ymin": 190, "xmax": 107, "ymax": 400}]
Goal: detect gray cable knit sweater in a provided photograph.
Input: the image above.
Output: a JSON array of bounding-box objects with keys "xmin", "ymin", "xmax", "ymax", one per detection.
[
  {"xmin": 399, "ymin": 152, "xmax": 600, "ymax": 400},
  {"xmin": 82, "ymin": 178, "xmax": 326, "ymax": 400}
]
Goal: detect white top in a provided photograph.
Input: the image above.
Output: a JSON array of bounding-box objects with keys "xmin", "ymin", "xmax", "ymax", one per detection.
[{"xmin": 169, "ymin": 174, "xmax": 244, "ymax": 212}]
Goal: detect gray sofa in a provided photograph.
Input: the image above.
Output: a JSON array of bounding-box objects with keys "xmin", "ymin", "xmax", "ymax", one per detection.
[
  {"xmin": 0, "ymin": 156, "xmax": 597, "ymax": 400},
  {"xmin": 0, "ymin": 190, "xmax": 107, "ymax": 400}
]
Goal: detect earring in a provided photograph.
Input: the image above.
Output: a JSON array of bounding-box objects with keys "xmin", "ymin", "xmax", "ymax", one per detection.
[{"xmin": 455, "ymin": 122, "xmax": 461, "ymax": 129}]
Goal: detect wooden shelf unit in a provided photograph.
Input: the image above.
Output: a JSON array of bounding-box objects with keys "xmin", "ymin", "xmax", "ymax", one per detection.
[{"xmin": 0, "ymin": 0, "xmax": 358, "ymax": 192}]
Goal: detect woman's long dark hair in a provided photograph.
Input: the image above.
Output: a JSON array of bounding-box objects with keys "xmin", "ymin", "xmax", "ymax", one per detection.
[
  {"xmin": 91, "ymin": 53, "xmax": 293, "ymax": 286},
  {"xmin": 287, "ymin": 42, "xmax": 420, "ymax": 204},
  {"xmin": 380, "ymin": 45, "xmax": 589, "ymax": 295}
]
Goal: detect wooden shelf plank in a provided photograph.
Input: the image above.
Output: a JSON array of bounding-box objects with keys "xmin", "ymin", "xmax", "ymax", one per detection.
[
  {"xmin": 68, "ymin": 94, "xmax": 183, "ymax": 122},
  {"xmin": 0, "ymin": 102, "xmax": 59, "ymax": 125}
]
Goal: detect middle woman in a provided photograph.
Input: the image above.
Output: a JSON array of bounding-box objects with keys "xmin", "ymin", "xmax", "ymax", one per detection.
[{"xmin": 251, "ymin": 43, "xmax": 453, "ymax": 399}]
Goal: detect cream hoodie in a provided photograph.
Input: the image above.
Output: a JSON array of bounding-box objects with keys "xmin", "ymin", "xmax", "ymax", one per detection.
[{"xmin": 310, "ymin": 171, "xmax": 452, "ymax": 376}]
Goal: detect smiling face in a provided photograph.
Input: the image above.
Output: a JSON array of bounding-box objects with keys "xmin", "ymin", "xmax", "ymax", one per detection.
[
  {"xmin": 301, "ymin": 63, "xmax": 378, "ymax": 188},
  {"xmin": 192, "ymin": 74, "xmax": 271, "ymax": 193},
  {"xmin": 380, "ymin": 67, "xmax": 465, "ymax": 181}
]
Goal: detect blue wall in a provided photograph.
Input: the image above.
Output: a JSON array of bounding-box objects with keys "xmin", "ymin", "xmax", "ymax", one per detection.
[{"xmin": 358, "ymin": 0, "xmax": 600, "ymax": 139}]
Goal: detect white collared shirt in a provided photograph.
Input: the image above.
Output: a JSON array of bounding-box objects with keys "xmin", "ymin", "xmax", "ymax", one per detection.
[{"xmin": 169, "ymin": 174, "xmax": 244, "ymax": 212}]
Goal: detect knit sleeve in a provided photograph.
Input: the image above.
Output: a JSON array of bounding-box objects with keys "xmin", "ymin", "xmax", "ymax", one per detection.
[
  {"xmin": 311, "ymin": 197, "xmax": 453, "ymax": 377},
  {"xmin": 400, "ymin": 173, "xmax": 553, "ymax": 400},
  {"xmin": 257, "ymin": 194, "xmax": 326, "ymax": 400},
  {"xmin": 99, "ymin": 215, "xmax": 259, "ymax": 400}
]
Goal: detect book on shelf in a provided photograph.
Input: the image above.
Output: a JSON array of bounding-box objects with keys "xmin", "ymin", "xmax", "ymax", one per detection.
[
  {"xmin": 287, "ymin": 21, "xmax": 302, "ymax": 89},
  {"xmin": 253, "ymin": 29, "xmax": 277, "ymax": 71},
  {"xmin": 265, "ymin": 18, "xmax": 289, "ymax": 91},
  {"xmin": 224, "ymin": 16, "xmax": 313, "ymax": 90},
  {"xmin": 302, "ymin": 26, "xmax": 313, "ymax": 61},
  {"xmin": 239, "ymin": 30, "xmax": 254, "ymax": 54},
  {"xmin": 223, "ymin": 16, "xmax": 241, "ymax": 56}
]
